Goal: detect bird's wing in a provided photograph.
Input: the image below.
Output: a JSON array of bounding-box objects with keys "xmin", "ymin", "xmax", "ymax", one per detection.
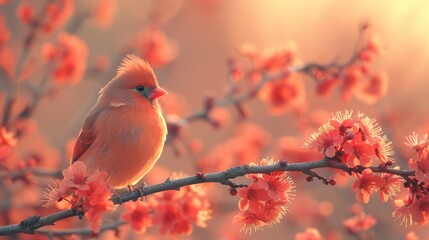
[{"xmin": 71, "ymin": 105, "xmax": 107, "ymax": 164}]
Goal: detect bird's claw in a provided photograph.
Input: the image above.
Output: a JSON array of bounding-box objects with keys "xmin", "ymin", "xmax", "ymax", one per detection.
[
  {"xmin": 135, "ymin": 182, "xmax": 147, "ymax": 202},
  {"xmin": 111, "ymin": 191, "xmax": 123, "ymax": 205},
  {"xmin": 129, "ymin": 183, "xmax": 146, "ymax": 201}
]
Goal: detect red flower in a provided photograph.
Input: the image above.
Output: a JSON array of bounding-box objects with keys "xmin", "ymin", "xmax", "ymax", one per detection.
[
  {"xmin": 233, "ymin": 158, "xmax": 294, "ymax": 233},
  {"xmin": 343, "ymin": 139, "xmax": 375, "ymax": 167},
  {"xmin": 42, "ymin": 181, "xmax": 67, "ymax": 207},
  {"xmin": 232, "ymin": 211, "xmax": 265, "ymax": 234},
  {"xmin": 339, "ymin": 66, "xmax": 362, "ymax": 101},
  {"xmin": 93, "ymin": 0, "xmax": 116, "ymax": 29},
  {"xmin": 0, "ymin": 15, "xmax": 10, "ymax": 46},
  {"xmin": 295, "ymin": 228, "xmax": 323, "ymax": 240},
  {"xmin": 304, "ymin": 123, "xmax": 343, "ymax": 158},
  {"xmin": 352, "ymin": 169, "xmax": 384, "ymax": 204},
  {"xmin": 393, "ymin": 195, "xmax": 429, "ymax": 226},
  {"xmin": 61, "ymin": 161, "xmax": 93, "ymax": 191},
  {"xmin": 16, "ymin": 3, "xmax": 34, "ymax": 24},
  {"xmin": 405, "ymin": 132, "xmax": 429, "ymax": 151},
  {"xmin": 237, "ymin": 184, "xmax": 270, "ymax": 212},
  {"xmin": 151, "ymin": 173, "xmax": 211, "ymax": 236},
  {"xmin": 41, "ymin": 0, "xmax": 74, "ymax": 34},
  {"xmin": 208, "ymin": 107, "xmax": 230, "ymax": 128},
  {"xmin": 343, "ymin": 212, "xmax": 377, "ymax": 234},
  {"xmin": 134, "ymin": 24, "xmax": 178, "ymax": 68},
  {"xmin": 356, "ymin": 112, "xmax": 383, "ymax": 143},
  {"xmin": 42, "ymin": 32, "xmax": 88, "ymax": 84},
  {"xmin": 356, "ymin": 72, "xmax": 388, "ymax": 105},
  {"xmin": 0, "ymin": 127, "xmax": 16, "ymax": 160},
  {"xmin": 379, "ymin": 173, "xmax": 401, "ymax": 202},
  {"xmin": 260, "ymin": 43, "xmax": 297, "ymax": 72},
  {"xmin": 237, "ymin": 42, "xmax": 297, "ymax": 73},
  {"xmin": 43, "ymin": 161, "xmax": 113, "ymax": 233},
  {"xmin": 121, "ymin": 201, "xmax": 152, "ymax": 234},
  {"xmin": 258, "ymin": 74, "xmax": 306, "ymax": 115}
]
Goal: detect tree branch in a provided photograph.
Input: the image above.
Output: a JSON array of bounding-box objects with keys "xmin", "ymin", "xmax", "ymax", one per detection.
[
  {"xmin": 35, "ymin": 221, "xmax": 126, "ymax": 237},
  {"xmin": 0, "ymin": 158, "xmax": 414, "ymax": 236}
]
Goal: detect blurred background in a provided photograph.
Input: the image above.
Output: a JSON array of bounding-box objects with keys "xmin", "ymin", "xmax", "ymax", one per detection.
[{"xmin": 2, "ymin": 0, "xmax": 429, "ymax": 239}]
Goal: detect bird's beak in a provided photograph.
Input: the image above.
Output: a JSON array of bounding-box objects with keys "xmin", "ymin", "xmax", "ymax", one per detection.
[{"xmin": 149, "ymin": 86, "xmax": 168, "ymax": 100}]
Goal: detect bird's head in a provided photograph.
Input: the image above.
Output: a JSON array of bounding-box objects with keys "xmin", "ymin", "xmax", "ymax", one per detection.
[{"xmin": 100, "ymin": 54, "xmax": 167, "ymax": 104}]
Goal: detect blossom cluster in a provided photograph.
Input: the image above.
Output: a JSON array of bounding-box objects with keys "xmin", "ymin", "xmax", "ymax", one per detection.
[
  {"xmin": 343, "ymin": 209, "xmax": 377, "ymax": 235},
  {"xmin": 305, "ymin": 110, "xmax": 401, "ymax": 203},
  {"xmin": 43, "ymin": 161, "xmax": 114, "ymax": 233},
  {"xmin": 235, "ymin": 42, "xmax": 307, "ymax": 115},
  {"xmin": 42, "ymin": 32, "xmax": 88, "ymax": 84},
  {"xmin": 313, "ymin": 26, "xmax": 388, "ymax": 104},
  {"xmin": 233, "ymin": 158, "xmax": 295, "ymax": 234},
  {"xmin": 392, "ymin": 133, "xmax": 429, "ymax": 226},
  {"xmin": 17, "ymin": 0, "xmax": 73, "ymax": 34},
  {"xmin": 121, "ymin": 172, "xmax": 212, "ymax": 236},
  {"xmin": 304, "ymin": 110, "xmax": 393, "ymax": 167}
]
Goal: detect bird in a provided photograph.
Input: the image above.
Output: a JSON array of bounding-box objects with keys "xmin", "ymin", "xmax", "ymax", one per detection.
[{"xmin": 71, "ymin": 54, "xmax": 168, "ymax": 189}]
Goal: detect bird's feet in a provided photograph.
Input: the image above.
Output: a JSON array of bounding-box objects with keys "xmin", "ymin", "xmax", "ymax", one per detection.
[
  {"xmin": 128, "ymin": 183, "xmax": 146, "ymax": 202},
  {"xmin": 111, "ymin": 190, "xmax": 123, "ymax": 204}
]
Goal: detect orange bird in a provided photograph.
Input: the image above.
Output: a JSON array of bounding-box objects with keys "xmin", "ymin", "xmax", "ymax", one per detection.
[{"xmin": 72, "ymin": 54, "xmax": 168, "ymax": 189}]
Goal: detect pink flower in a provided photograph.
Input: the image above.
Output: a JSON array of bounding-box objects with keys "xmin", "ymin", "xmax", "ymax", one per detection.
[
  {"xmin": 42, "ymin": 181, "xmax": 67, "ymax": 207},
  {"xmin": 208, "ymin": 107, "xmax": 230, "ymax": 128},
  {"xmin": 237, "ymin": 42, "xmax": 297, "ymax": 73},
  {"xmin": 405, "ymin": 132, "xmax": 429, "ymax": 151},
  {"xmin": 304, "ymin": 123, "xmax": 343, "ymax": 158},
  {"xmin": 121, "ymin": 201, "xmax": 152, "ymax": 234},
  {"xmin": 93, "ymin": 0, "xmax": 116, "ymax": 29},
  {"xmin": 16, "ymin": 2, "xmax": 34, "ymax": 25},
  {"xmin": 260, "ymin": 43, "xmax": 297, "ymax": 72},
  {"xmin": 134, "ymin": 24, "xmax": 178, "ymax": 68},
  {"xmin": 0, "ymin": 15, "xmax": 10, "ymax": 46},
  {"xmin": 339, "ymin": 66, "xmax": 362, "ymax": 101},
  {"xmin": 379, "ymin": 173, "xmax": 401, "ymax": 202},
  {"xmin": 232, "ymin": 210, "xmax": 265, "ymax": 234},
  {"xmin": 343, "ymin": 212, "xmax": 377, "ymax": 234},
  {"xmin": 257, "ymin": 171, "xmax": 294, "ymax": 202},
  {"xmin": 151, "ymin": 173, "xmax": 211, "ymax": 236},
  {"xmin": 343, "ymin": 139, "xmax": 375, "ymax": 167},
  {"xmin": 43, "ymin": 161, "xmax": 113, "ymax": 233},
  {"xmin": 409, "ymin": 151, "xmax": 429, "ymax": 182},
  {"xmin": 258, "ymin": 74, "xmax": 306, "ymax": 115},
  {"xmin": 237, "ymin": 184, "xmax": 269, "ymax": 212},
  {"xmin": 61, "ymin": 161, "xmax": 92, "ymax": 191},
  {"xmin": 330, "ymin": 109, "xmax": 355, "ymax": 134},
  {"xmin": 295, "ymin": 228, "xmax": 322, "ymax": 240},
  {"xmin": 352, "ymin": 169, "xmax": 384, "ymax": 204},
  {"xmin": 42, "ymin": 32, "xmax": 88, "ymax": 84},
  {"xmin": 356, "ymin": 72, "xmax": 388, "ymax": 105},
  {"xmin": 393, "ymin": 195, "xmax": 429, "ymax": 226},
  {"xmin": 316, "ymin": 78, "xmax": 339, "ymax": 97},
  {"xmin": 373, "ymin": 136, "xmax": 394, "ymax": 163},
  {"xmin": 356, "ymin": 112, "xmax": 383, "ymax": 143},
  {"xmin": 41, "ymin": 0, "xmax": 74, "ymax": 34},
  {"xmin": 233, "ymin": 158, "xmax": 294, "ymax": 233},
  {"xmin": 406, "ymin": 231, "xmax": 419, "ymax": 240},
  {"xmin": 0, "ymin": 127, "xmax": 16, "ymax": 160}
]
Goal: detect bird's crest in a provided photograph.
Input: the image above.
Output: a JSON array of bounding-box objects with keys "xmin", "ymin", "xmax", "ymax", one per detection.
[{"xmin": 116, "ymin": 54, "xmax": 158, "ymax": 86}]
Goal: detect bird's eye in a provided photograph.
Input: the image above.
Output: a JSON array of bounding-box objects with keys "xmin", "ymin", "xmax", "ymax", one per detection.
[{"xmin": 135, "ymin": 86, "xmax": 145, "ymax": 92}]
